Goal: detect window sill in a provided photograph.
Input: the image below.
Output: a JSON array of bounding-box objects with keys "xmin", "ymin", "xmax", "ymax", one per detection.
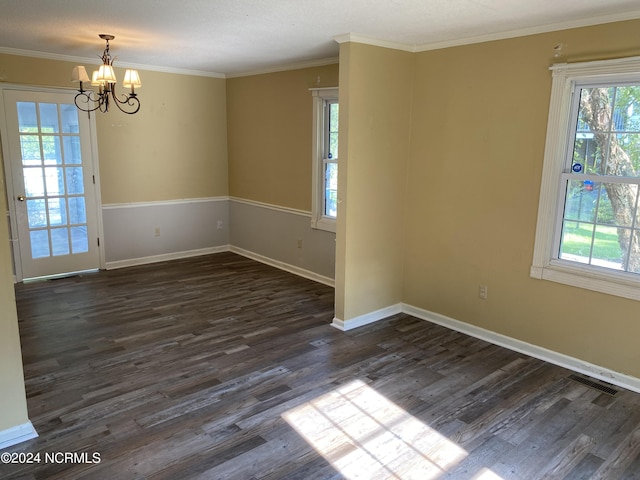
[
  {"xmin": 311, "ymin": 216, "xmax": 336, "ymax": 233},
  {"xmin": 531, "ymin": 260, "xmax": 640, "ymax": 302}
]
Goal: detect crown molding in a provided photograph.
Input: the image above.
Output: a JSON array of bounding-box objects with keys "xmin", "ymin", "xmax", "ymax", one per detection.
[
  {"xmin": 333, "ymin": 33, "xmax": 416, "ymax": 52},
  {"xmin": 334, "ymin": 10, "xmax": 640, "ymax": 54},
  {"xmin": 415, "ymin": 9, "xmax": 640, "ymax": 53},
  {"xmin": 0, "ymin": 46, "xmax": 226, "ymax": 78},
  {"xmin": 225, "ymin": 56, "xmax": 339, "ymax": 79},
  {"xmin": 0, "ymin": 45, "xmax": 337, "ymax": 79}
]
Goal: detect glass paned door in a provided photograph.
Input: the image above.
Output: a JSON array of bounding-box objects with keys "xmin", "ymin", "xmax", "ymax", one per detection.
[{"xmin": 2, "ymin": 89, "xmax": 100, "ymax": 280}]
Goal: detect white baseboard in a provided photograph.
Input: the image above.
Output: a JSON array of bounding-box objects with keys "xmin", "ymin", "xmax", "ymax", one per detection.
[
  {"xmin": 106, "ymin": 245, "xmax": 335, "ymax": 287},
  {"xmin": 0, "ymin": 421, "xmax": 37, "ymax": 450},
  {"xmin": 105, "ymin": 246, "xmax": 230, "ymax": 270},
  {"xmin": 332, "ymin": 303, "xmax": 402, "ymax": 331},
  {"xmin": 230, "ymin": 246, "xmax": 335, "ymax": 287},
  {"xmin": 331, "ymin": 301, "xmax": 640, "ymax": 393},
  {"xmin": 402, "ymin": 303, "xmax": 640, "ymax": 394}
]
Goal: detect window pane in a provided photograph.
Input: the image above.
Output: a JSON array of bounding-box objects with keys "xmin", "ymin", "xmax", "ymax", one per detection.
[
  {"xmin": 60, "ymin": 104, "xmax": 80, "ymax": 133},
  {"xmin": 329, "ymin": 102, "xmax": 339, "ymax": 129},
  {"xmin": 44, "ymin": 167, "xmax": 65, "ymax": 195},
  {"xmin": 30, "ymin": 230, "xmax": 49, "ymax": 259},
  {"xmin": 71, "ymin": 226, "xmax": 89, "ymax": 253},
  {"xmin": 26, "ymin": 199, "xmax": 47, "ymax": 228},
  {"xmin": 564, "ymin": 179, "xmax": 598, "ymax": 222},
  {"xmin": 597, "ymin": 182, "xmax": 638, "ymax": 227},
  {"xmin": 23, "ymin": 167, "xmax": 45, "ymax": 197},
  {"xmin": 68, "ymin": 197, "xmax": 86, "ymax": 224},
  {"xmin": 39, "ymin": 103, "xmax": 59, "ymax": 133},
  {"xmin": 607, "ymin": 134, "xmax": 640, "ymax": 177},
  {"xmin": 20, "ymin": 135, "xmax": 41, "ymax": 165},
  {"xmin": 42, "ymin": 136, "xmax": 62, "ymax": 165},
  {"xmin": 328, "ymin": 102, "xmax": 339, "ymax": 160},
  {"xmin": 577, "ymin": 87, "xmax": 614, "ymax": 133},
  {"xmin": 48, "ymin": 198, "xmax": 67, "ymax": 226},
  {"xmin": 324, "ymin": 162, "xmax": 338, "ymax": 217},
  {"xmin": 51, "ymin": 228, "xmax": 70, "ymax": 256},
  {"xmin": 559, "ymin": 221, "xmax": 593, "ymax": 263},
  {"xmin": 66, "ymin": 167, "xmax": 84, "ymax": 194},
  {"xmin": 329, "ymin": 132, "xmax": 339, "ymax": 160},
  {"xmin": 17, "ymin": 102, "xmax": 38, "ymax": 133},
  {"xmin": 594, "ymin": 184, "xmax": 614, "ymax": 226},
  {"xmin": 572, "ymin": 136, "xmax": 603, "ymax": 175},
  {"xmin": 605, "ymin": 134, "xmax": 640, "ymax": 177},
  {"xmin": 591, "ymin": 225, "xmax": 626, "ymax": 269},
  {"xmin": 63, "ymin": 136, "xmax": 82, "ymax": 164},
  {"xmin": 612, "ymin": 85, "xmax": 640, "ymax": 132},
  {"xmin": 628, "ymin": 234, "xmax": 640, "ymax": 273}
]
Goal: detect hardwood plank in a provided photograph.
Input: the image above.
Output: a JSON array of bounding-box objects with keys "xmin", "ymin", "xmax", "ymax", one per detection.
[
  {"xmin": 591, "ymin": 426, "xmax": 640, "ymax": 479},
  {"xmin": 538, "ymin": 433, "xmax": 595, "ymax": 479}
]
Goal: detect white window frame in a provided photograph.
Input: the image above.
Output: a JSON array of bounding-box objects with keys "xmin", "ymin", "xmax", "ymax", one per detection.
[
  {"xmin": 531, "ymin": 56, "xmax": 640, "ymax": 301},
  {"xmin": 310, "ymin": 87, "xmax": 338, "ymax": 233}
]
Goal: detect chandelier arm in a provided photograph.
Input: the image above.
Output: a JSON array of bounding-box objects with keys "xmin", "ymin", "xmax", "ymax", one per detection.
[
  {"xmin": 100, "ymin": 93, "xmax": 110, "ymax": 113},
  {"xmin": 110, "ymin": 84, "xmax": 141, "ymax": 114},
  {"xmin": 74, "ymin": 91, "xmax": 103, "ymax": 113}
]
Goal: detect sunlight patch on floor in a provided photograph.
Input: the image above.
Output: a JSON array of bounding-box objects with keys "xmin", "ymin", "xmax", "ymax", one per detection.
[
  {"xmin": 283, "ymin": 379, "xmax": 502, "ymax": 479},
  {"xmin": 471, "ymin": 468, "xmax": 506, "ymax": 479}
]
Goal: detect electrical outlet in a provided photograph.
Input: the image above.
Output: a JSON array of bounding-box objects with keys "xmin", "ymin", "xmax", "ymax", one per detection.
[
  {"xmin": 297, "ymin": 239, "xmax": 303, "ymax": 249},
  {"xmin": 154, "ymin": 227, "xmax": 160, "ymax": 237},
  {"xmin": 217, "ymin": 220, "xmax": 223, "ymax": 229},
  {"xmin": 479, "ymin": 285, "xmax": 488, "ymax": 300}
]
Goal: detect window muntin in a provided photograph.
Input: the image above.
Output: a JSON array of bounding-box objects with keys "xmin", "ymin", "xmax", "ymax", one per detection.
[{"xmin": 555, "ymin": 84, "xmax": 640, "ymax": 275}]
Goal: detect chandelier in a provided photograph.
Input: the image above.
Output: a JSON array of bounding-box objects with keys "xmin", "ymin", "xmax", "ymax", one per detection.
[{"xmin": 71, "ymin": 34, "xmax": 142, "ymax": 115}]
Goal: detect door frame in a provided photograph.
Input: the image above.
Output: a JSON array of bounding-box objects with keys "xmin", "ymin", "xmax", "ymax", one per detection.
[{"xmin": 0, "ymin": 84, "xmax": 105, "ymax": 282}]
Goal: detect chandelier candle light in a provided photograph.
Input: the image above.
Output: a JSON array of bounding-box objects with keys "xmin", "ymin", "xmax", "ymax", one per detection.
[{"xmin": 71, "ymin": 34, "xmax": 142, "ymax": 114}]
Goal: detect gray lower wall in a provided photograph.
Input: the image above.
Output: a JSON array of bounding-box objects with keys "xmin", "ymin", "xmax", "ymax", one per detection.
[
  {"xmin": 101, "ymin": 197, "xmax": 336, "ymax": 282},
  {"xmin": 229, "ymin": 199, "xmax": 336, "ymax": 281},
  {"xmin": 102, "ymin": 198, "xmax": 230, "ymax": 266}
]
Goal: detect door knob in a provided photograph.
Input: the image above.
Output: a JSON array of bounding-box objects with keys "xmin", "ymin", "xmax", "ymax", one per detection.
[{"xmin": 17, "ymin": 195, "xmax": 25, "ymax": 202}]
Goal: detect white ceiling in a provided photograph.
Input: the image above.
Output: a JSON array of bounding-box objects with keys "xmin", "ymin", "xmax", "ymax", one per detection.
[{"xmin": 1, "ymin": 0, "xmax": 640, "ymax": 78}]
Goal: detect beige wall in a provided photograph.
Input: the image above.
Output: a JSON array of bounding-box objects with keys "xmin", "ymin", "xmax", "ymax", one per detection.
[
  {"xmin": 0, "ymin": 53, "xmax": 228, "ymax": 204},
  {"xmin": 0, "ymin": 165, "xmax": 29, "ymax": 432},
  {"xmin": 226, "ymin": 64, "xmax": 338, "ymax": 211},
  {"xmin": 335, "ymin": 42, "xmax": 414, "ymax": 321},
  {"xmin": 403, "ymin": 19, "xmax": 640, "ymax": 377},
  {"xmin": 96, "ymin": 70, "xmax": 228, "ymax": 204}
]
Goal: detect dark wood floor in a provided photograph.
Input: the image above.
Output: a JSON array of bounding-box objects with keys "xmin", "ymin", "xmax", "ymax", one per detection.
[{"xmin": 3, "ymin": 252, "xmax": 640, "ymax": 479}]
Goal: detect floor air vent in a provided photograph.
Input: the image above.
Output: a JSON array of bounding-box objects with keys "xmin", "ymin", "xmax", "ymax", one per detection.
[{"xmin": 568, "ymin": 374, "xmax": 619, "ymax": 396}]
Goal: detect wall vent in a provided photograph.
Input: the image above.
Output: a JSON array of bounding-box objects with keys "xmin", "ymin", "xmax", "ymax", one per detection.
[{"xmin": 568, "ymin": 374, "xmax": 619, "ymax": 396}]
